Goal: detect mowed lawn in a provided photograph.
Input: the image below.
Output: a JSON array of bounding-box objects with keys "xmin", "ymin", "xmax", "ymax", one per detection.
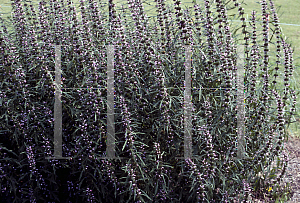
[{"xmin": 1, "ymin": 0, "xmax": 300, "ymax": 137}]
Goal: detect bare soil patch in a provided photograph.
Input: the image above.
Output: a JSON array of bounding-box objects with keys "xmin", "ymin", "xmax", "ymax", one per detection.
[{"xmin": 249, "ymin": 134, "xmax": 300, "ymax": 202}]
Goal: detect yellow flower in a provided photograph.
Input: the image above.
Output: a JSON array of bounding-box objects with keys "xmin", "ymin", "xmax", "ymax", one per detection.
[{"xmin": 267, "ymin": 187, "xmax": 272, "ymax": 192}]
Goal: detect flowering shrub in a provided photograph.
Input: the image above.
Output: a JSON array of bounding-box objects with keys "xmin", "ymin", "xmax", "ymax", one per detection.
[{"xmin": 0, "ymin": 0, "xmax": 297, "ymax": 202}]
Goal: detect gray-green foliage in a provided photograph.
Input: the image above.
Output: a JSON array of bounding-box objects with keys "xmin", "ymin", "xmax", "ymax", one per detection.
[{"xmin": 0, "ymin": 0, "xmax": 297, "ymax": 202}]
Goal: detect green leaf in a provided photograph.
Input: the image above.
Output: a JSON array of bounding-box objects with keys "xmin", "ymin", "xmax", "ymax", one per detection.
[
  {"xmin": 122, "ymin": 139, "xmax": 128, "ymax": 151},
  {"xmin": 159, "ymin": 100, "xmax": 164, "ymax": 109},
  {"xmin": 154, "ymin": 181, "xmax": 159, "ymax": 195},
  {"xmin": 136, "ymin": 152, "xmax": 146, "ymax": 167},
  {"xmin": 140, "ymin": 189, "xmax": 152, "ymax": 201},
  {"xmin": 189, "ymin": 178, "xmax": 197, "ymax": 192}
]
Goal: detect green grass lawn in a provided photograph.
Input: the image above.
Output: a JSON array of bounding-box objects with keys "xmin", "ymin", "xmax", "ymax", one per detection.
[{"xmin": 1, "ymin": 0, "xmax": 300, "ymax": 138}]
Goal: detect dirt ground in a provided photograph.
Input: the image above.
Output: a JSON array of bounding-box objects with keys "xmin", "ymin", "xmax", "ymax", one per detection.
[
  {"xmin": 249, "ymin": 133, "xmax": 300, "ymax": 202},
  {"xmin": 276, "ymin": 134, "xmax": 300, "ymax": 202}
]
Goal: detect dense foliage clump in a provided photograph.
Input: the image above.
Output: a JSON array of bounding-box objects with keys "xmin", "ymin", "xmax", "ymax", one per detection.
[{"xmin": 0, "ymin": 0, "xmax": 298, "ymax": 202}]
